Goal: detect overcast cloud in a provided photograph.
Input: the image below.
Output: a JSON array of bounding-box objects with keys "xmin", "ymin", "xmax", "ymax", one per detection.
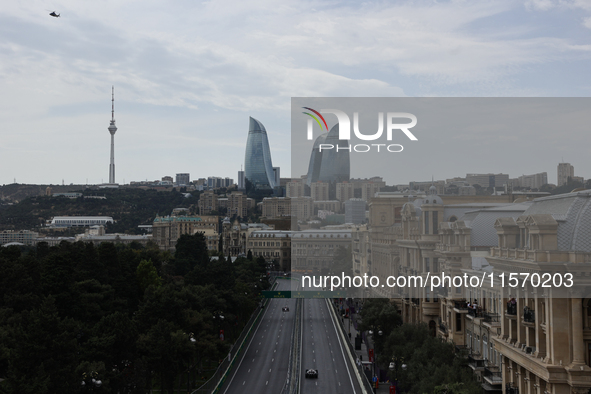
[{"xmin": 1, "ymin": 0, "xmax": 590, "ymax": 186}]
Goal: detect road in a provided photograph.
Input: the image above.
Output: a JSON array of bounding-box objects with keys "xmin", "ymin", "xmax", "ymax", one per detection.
[
  {"xmin": 221, "ymin": 278, "xmax": 296, "ymax": 394},
  {"xmin": 300, "ymin": 298, "xmax": 363, "ymax": 394}
]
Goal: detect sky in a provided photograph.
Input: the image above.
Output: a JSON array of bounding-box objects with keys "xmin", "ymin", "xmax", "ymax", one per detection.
[{"xmin": 1, "ymin": 0, "xmax": 590, "ymax": 186}]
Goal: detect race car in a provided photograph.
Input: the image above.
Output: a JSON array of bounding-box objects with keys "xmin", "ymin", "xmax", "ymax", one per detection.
[
  {"xmin": 305, "ymin": 369, "xmax": 318, "ymax": 379},
  {"xmin": 282, "ymin": 306, "xmax": 289, "ymax": 312}
]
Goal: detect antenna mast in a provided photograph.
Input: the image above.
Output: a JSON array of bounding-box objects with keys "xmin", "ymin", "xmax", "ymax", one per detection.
[{"xmin": 111, "ymin": 86, "xmax": 115, "ymax": 122}]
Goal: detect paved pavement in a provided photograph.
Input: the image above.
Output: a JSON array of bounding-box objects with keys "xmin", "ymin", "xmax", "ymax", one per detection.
[{"xmin": 337, "ymin": 299, "xmax": 396, "ymax": 394}]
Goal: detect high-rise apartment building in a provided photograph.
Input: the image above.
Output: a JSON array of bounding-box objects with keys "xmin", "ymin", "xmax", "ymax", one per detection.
[
  {"xmin": 237, "ymin": 170, "xmax": 245, "ymax": 190},
  {"xmin": 286, "ymin": 180, "xmax": 305, "ymax": 198},
  {"xmin": 176, "ymin": 173, "xmax": 190, "ymax": 186},
  {"xmin": 558, "ymin": 162, "xmax": 575, "ymax": 186},
  {"xmin": 262, "ymin": 197, "xmax": 291, "ymax": 218},
  {"xmin": 228, "ymin": 191, "xmax": 248, "ymax": 217},
  {"xmin": 511, "ymin": 172, "xmax": 548, "ymax": 189},
  {"xmin": 360, "ymin": 182, "xmax": 381, "ymax": 202},
  {"xmin": 198, "ymin": 190, "xmax": 218, "ymax": 215},
  {"xmin": 336, "ymin": 182, "xmax": 354, "ymax": 202},
  {"xmin": 311, "ymin": 181, "xmax": 329, "ymax": 202},
  {"xmin": 466, "ymin": 173, "xmax": 510, "ymax": 188},
  {"xmin": 291, "ymin": 197, "xmax": 314, "ymax": 221},
  {"xmin": 206, "ymin": 177, "xmax": 234, "ymax": 189},
  {"xmin": 273, "ymin": 167, "xmax": 280, "ymax": 188}
]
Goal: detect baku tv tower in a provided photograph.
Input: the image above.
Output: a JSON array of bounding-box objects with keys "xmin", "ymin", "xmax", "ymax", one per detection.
[{"xmin": 108, "ymin": 86, "xmax": 117, "ymax": 184}]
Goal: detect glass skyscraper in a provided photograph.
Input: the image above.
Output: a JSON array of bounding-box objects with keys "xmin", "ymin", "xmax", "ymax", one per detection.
[
  {"xmin": 245, "ymin": 117, "xmax": 277, "ymax": 189},
  {"xmin": 306, "ymin": 123, "xmax": 350, "ymax": 186}
]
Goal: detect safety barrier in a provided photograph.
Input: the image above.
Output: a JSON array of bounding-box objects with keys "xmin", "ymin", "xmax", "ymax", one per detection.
[
  {"xmin": 191, "ymin": 279, "xmax": 277, "ymax": 393},
  {"xmin": 328, "ymin": 300, "xmax": 374, "ymax": 394}
]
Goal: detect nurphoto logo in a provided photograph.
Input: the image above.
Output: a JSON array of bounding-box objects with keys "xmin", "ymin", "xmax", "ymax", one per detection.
[{"xmin": 302, "ymin": 107, "xmax": 418, "ymax": 153}]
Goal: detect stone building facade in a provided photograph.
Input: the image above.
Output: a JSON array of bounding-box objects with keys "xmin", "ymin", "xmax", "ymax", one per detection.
[{"xmin": 153, "ymin": 215, "xmax": 219, "ymax": 250}]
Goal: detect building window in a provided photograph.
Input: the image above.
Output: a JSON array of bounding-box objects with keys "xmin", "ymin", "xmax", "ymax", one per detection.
[
  {"xmin": 424, "ymin": 213, "xmax": 429, "ymax": 234},
  {"xmin": 432, "ymin": 212, "xmax": 438, "ymax": 234}
]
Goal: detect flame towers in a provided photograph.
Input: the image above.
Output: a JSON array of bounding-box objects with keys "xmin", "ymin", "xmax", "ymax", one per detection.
[
  {"xmin": 306, "ymin": 123, "xmax": 350, "ymax": 186},
  {"xmin": 245, "ymin": 117, "xmax": 276, "ymax": 189},
  {"xmin": 108, "ymin": 86, "xmax": 117, "ymax": 184}
]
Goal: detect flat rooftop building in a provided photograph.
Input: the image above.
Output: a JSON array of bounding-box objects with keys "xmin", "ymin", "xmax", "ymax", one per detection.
[{"xmin": 49, "ymin": 216, "xmax": 114, "ymax": 228}]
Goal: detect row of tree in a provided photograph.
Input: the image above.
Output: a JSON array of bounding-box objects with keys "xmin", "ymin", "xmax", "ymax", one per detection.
[
  {"xmin": 0, "ymin": 234, "xmax": 269, "ymax": 393},
  {"xmin": 359, "ymin": 299, "xmax": 481, "ymax": 394}
]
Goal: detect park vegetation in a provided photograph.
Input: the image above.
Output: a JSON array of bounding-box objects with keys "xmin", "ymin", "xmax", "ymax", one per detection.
[{"xmin": 0, "ymin": 233, "xmax": 269, "ymax": 394}]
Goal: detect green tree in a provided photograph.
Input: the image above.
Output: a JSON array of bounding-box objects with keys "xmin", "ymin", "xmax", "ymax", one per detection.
[
  {"xmin": 173, "ymin": 233, "xmax": 209, "ymax": 277},
  {"xmin": 218, "ymin": 234, "xmax": 224, "ymax": 254},
  {"xmin": 380, "ymin": 324, "xmax": 481, "ymax": 393},
  {"xmin": 359, "ymin": 299, "xmax": 402, "ymax": 343},
  {"xmin": 136, "ymin": 259, "xmax": 162, "ymax": 293},
  {"xmin": 433, "ymin": 382, "xmax": 471, "ymax": 394},
  {"xmin": 3, "ymin": 296, "xmax": 80, "ymax": 394},
  {"xmin": 137, "ymin": 319, "xmax": 190, "ymax": 393}
]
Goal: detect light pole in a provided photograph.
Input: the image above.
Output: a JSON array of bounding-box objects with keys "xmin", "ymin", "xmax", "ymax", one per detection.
[
  {"xmin": 389, "ymin": 357, "xmax": 406, "ymax": 391},
  {"xmin": 371, "ymin": 329, "xmax": 383, "ymax": 392},
  {"xmin": 213, "ymin": 311, "xmax": 225, "ymax": 341},
  {"xmin": 81, "ymin": 371, "xmax": 102, "ymax": 392}
]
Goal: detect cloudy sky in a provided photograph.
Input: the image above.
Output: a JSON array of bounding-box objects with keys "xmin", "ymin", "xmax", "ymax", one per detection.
[{"xmin": 1, "ymin": 0, "xmax": 590, "ymax": 186}]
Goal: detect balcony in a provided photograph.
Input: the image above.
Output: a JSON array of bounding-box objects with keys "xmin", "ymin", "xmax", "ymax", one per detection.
[
  {"xmin": 455, "ymin": 344, "xmax": 467, "ymax": 353},
  {"xmin": 438, "ymin": 319, "xmax": 448, "ymax": 335},
  {"xmin": 467, "ymin": 308, "xmax": 484, "ymax": 318},
  {"xmin": 483, "ymin": 367, "xmax": 502, "ymax": 385},
  {"xmin": 454, "ymin": 300, "xmax": 469, "ymax": 313},
  {"xmin": 523, "ymin": 308, "xmax": 535, "ymax": 324},
  {"xmin": 468, "ymin": 354, "xmax": 486, "ymax": 370},
  {"xmin": 506, "ymin": 301, "xmax": 517, "ymax": 316},
  {"xmin": 483, "ymin": 312, "xmax": 500, "ymax": 324}
]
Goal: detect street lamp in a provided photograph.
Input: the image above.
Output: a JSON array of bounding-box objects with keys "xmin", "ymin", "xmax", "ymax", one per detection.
[
  {"xmin": 390, "ymin": 357, "xmax": 406, "ymax": 386},
  {"xmin": 81, "ymin": 371, "xmax": 102, "ymax": 391}
]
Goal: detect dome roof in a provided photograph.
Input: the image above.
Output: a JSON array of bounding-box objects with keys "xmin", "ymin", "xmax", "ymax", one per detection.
[{"xmin": 422, "ymin": 195, "xmax": 443, "ymax": 205}]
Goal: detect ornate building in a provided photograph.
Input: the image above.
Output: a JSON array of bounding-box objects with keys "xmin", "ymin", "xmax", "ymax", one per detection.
[
  {"xmin": 291, "ymin": 229, "xmax": 352, "ymax": 272},
  {"xmin": 432, "ymin": 190, "xmax": 591, "ymax": 393},
  {"xmin": 152, "ymin": 215, "xmax": 219, "ymax": 250}
]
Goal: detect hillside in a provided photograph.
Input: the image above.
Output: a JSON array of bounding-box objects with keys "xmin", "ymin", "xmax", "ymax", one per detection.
[{"xmin": 0, "ymin": 187, "xmax": 200, "ymax": 233}]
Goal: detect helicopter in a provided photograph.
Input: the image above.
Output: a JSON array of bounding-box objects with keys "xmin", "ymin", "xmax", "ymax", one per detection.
[{"xmin": 49, "ymin": 11, "xmax": 60, "ymax": 17}]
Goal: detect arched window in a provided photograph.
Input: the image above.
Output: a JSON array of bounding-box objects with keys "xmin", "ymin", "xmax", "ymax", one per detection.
[{"xmin": 429, "ymin": 320, "xmax": 436, "ymax": 337}]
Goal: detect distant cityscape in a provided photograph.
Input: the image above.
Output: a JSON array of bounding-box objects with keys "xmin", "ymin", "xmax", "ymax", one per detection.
[{"xmin": 1, "ymin": 90, "xmax": 590, "ymax": 393}]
